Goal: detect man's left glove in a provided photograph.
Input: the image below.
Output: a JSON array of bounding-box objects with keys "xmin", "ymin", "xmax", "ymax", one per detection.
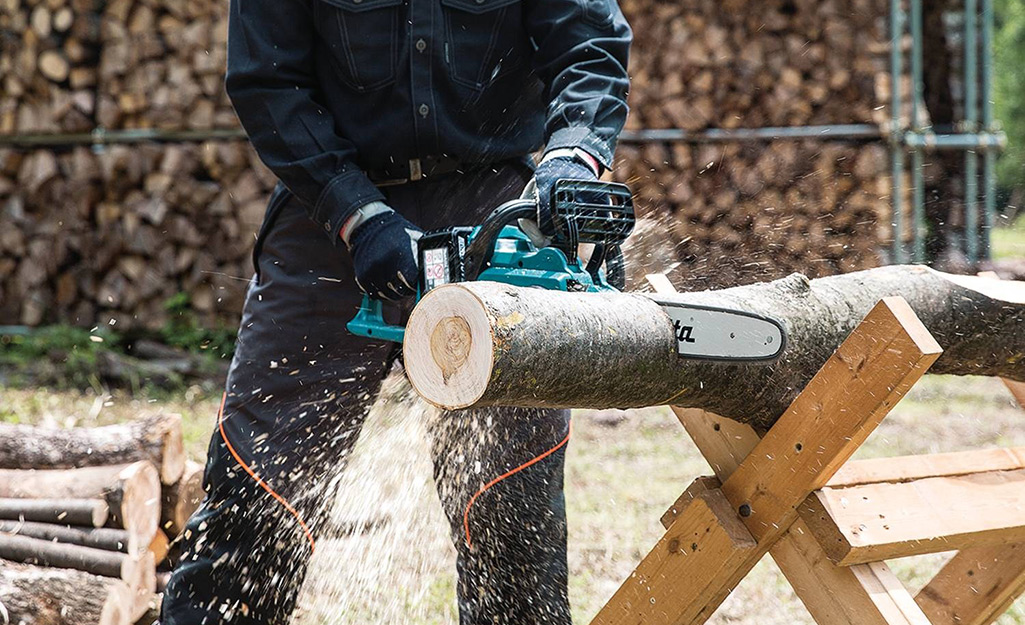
[
  {"xmin": 532, "ymin": 150, "xmax": 601, "ymax": 237},
  {"xmin": 342, "ymin": 202, "xmax": 423, "ymax": 301}
]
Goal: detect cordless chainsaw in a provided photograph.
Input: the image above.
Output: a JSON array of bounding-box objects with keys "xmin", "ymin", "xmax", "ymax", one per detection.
[{"xmin": 346, "ymin": 179, "xmax": 786, "ymax": 362}]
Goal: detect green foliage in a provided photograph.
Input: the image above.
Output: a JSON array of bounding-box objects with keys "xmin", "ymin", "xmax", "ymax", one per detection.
[
  {"xmin": 995, "ymin": 0, "xmax": 1025, "ymax": 199},
  {"xmin": 160, "ymin": 292, "xmax": 237, "ymax": 359},
  {"xmin": 0, "ymin": 325, "xmax": 121, "ymax": 389}
]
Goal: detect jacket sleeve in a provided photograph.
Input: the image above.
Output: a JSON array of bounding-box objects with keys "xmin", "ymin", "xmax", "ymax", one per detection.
[
  {"xmin": 523, "ymin": 0, "xmax": 632, "ymax": 169},
  {"xmin": 225, "ymin": 0, "xmax": 384, "ymax": 243}
]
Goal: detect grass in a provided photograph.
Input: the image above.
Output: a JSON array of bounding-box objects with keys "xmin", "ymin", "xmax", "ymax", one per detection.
[
  {"xmin": 993, "ymin": 213, "xmax": 1025, "ymax": 260},
  {"xmin": 2, "ymin": 375, "xmax": 1024, "ymax": 624}
]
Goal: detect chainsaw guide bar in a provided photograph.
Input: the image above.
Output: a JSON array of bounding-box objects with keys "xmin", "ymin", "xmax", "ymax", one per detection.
[{"xmin": 650, "ymin": 299, "xmax": 787, "ymax": 362}]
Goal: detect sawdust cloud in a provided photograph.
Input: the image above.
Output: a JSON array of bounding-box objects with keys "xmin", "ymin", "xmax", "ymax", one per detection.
[{"xmin": 289, "ymin": 366, "xmax": 484, "ymax": 624}]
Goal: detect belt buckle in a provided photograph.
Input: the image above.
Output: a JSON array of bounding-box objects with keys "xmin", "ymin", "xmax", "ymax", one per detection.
[
  {"xmin": 374, "ymin": 177, "xmax": 409, "ymax": 187},
  {"xmin": 409, "ymin": 158, "xmax": 423, "ymax": 182}
]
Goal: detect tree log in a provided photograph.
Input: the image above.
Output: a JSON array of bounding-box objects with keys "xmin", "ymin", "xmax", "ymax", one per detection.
[
  {"xmin": 160, "ymin": 460, "xmax": 203, "ymax": 536},
  {"xmin": 0, "ymin": 534, "xmax": 155, "ymax": 620},
  {"xmin": 0, "ymin": 498, "xmax": 108, "ymax": 527},
  {"xmin": 404, "ymin": 266, "xmax": 1025, "ymax": 429},
  {"xmin": 0, "ymin": 462, "xmax": 159, "ymax": 551},
  {"xmin": 0, "ymin": 559, "xmax": 132, "ymax": 625},
  {"xmin": 0, "ymin": 533, "xmax": 127, "ymax": 577},
  {"xmin": 0, "ymin": 521, "xmax": 130, "ymax": 553},
  {"xmin": 0, "ymin": 414, "xmax": 185, "ymax": 484},
  {"xmin": 148, "ymin": 530, "xmax": 169, "ymax": 565}
]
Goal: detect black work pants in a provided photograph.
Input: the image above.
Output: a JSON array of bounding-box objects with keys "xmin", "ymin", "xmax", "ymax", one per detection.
[{"xmin": 160, "ymin": 160, "xmax": 571, "ymax": 625}]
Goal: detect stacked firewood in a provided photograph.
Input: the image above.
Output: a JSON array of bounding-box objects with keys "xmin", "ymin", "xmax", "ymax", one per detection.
[
  {"xmin": 615, "ymin": 140, "xmax": 893, "ymax": 289},
  {"xmin": 95, "ymin": 0, "xmax": 234, "ymax": 130},
  {"xmin": 0, "ymin": 414, "xmax": 204, "ymax": 625},
  {"xmin": 0, "ymin": 141, "xmax": 275, "ymax": 329},
  {"xmin": 0, "ymin": 0, "xmax": 103, "ymax": 134},
  {"xmin": 619, "ymin": 0, "xmax": 891, "ymax": 132},
  {"xmin": 614, "ymin": 0, "xmax": 895, "ymax": 287}
]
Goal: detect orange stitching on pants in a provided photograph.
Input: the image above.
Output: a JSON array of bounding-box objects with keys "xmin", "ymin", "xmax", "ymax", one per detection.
[
  {"xmin": 217, "ymin": 392, "xmax": 316, "ymax": 553},
  {"xmin": 462, "ymin": 419, "xmax": 572, "ymax": 549}
]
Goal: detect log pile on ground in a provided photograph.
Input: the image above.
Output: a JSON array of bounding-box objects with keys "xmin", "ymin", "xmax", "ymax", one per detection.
[
  {"xmin": 0, "ymin": 141, "xmax": 275, "ymax": 329},
  {"xmin": 0, "ymin": 414, "xmax": 204, "ymax": 624},
  {"xmin": 0, "ymin": 0, "xmax": 102, "ymax": 134}
]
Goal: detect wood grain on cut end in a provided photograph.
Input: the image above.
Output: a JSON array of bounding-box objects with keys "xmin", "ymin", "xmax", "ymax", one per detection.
[
  {"xmin": 162, "ymin": 460, "xmax": 204, "ymax": 537},
  {"xmin": 404, "ymin": 284, "xmax": 495, "ymax": 410},
  {"xmin": 430, "ymin": 316, "xmax": 473, "ymax": 383}
]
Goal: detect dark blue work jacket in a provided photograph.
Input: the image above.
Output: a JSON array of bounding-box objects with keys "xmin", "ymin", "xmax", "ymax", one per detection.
[{"xmin": 225, "ymin": 0, "xmax": 632, "ymax": 241}]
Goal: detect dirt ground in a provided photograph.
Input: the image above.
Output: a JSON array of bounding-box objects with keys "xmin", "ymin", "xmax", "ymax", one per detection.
[{"xmin": 2, "ymin": 374, "xmax": 1024, "ymax": 624}]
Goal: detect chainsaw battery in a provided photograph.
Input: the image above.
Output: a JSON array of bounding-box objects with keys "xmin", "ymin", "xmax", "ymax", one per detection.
[{"xmin": 418, "ymin": 227, "xmax": 473, "ymax": 294}]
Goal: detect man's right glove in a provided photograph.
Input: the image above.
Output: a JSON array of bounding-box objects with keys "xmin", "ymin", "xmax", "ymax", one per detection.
[
  {"xmin": 342, "ymin": 203, "xmax": 422, "ymax": 301},
  {"xmin": 531, "ymin": 150, "xmax": 601, "ymax": 237}
]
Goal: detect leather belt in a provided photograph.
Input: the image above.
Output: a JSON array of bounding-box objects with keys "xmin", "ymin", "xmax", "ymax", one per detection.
[{"xmin": 366, "ymin": 155, "xmax": 464, "ymax": 186}]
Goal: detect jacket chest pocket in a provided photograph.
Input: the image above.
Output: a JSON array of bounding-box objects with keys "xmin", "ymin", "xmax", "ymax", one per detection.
[
  {"xmin": 440, "ymin": 0, "xmax": 527, "ymax": 90},
  {"xmin": 315, "ymin": 0, "xmax": 404, "ymax": 92}
]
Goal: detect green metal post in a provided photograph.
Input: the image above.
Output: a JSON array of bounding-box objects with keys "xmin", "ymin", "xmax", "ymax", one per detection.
[
  {"xmin": 981, "ymin": 0, "xmax": 995, "ymax": 259},
  {"xmin": 891, "ymin": 0, "xmax": 906, "ymax": 264},
  {"xmin": 964, "ymin": 0, "xmax": 980, "ymax": 263},
  {"xmin": 910, "ymin": 0, "xmax": 925, "ymax": 262}
]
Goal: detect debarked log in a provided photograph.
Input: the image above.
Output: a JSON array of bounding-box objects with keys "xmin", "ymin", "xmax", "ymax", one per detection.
[{"xmin": 403, "ymin": 266, "xmax": 1025, "ymax": 429}]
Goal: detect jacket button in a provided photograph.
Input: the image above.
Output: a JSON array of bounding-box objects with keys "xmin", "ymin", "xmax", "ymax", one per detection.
[
  {"xmin": 324, "ymin": 222, "xmax": 332, "ymax": 231},
  {"xmin": 418, "ymin": 104, "xmax": 430, "ymax": 117},
  {"xmin": 416, "ymin": 38, "xmax": 427, "ymax": 52}
]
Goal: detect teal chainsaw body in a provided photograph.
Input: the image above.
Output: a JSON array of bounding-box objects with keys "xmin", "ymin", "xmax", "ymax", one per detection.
[
  {"xmin": 346, "ymin": 179, "xmax": 788, "ymax": 362},
  {"xmin": 347, "ymin": 179, "xmax": 630, "ymax": 344}
]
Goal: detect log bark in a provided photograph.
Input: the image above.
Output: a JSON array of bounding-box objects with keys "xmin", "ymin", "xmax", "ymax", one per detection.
[
  {"xmin": 0, "ymin": 534, "xmax": 155, "ymax": 620},
  {"xmin": 0, "ymin": 521, "xmax": 131, "ymax": 553},
  {"xmin": 0, "ymin": 498, "xmax": 108, "ymax": 527},
  {"xmin": 0, "ymin": 462, "xmax": 160, "ymax": 550},
  {"xmin": 0, "ymin": 560, "xmax": 133, "ymax": 625},
  {"xmin": 0, "ymin": 414, "xmax": 185, "ymax": 484},
  {"xmin": 404, "ymin": 266, "xmax": 1025, "ymax": 429},
  {"xmin": 160, "ymin": 459, "xmax": 203, "ymax": 536},
  {"xmin": 0, "ymin": 533, "xmax": 127, "ymax": 577}
]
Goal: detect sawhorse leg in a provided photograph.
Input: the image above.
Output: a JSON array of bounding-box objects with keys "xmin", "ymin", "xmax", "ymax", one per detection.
[{"xmin": 913, "ymin": 378, "xmax": 1025, "ymax": 625}]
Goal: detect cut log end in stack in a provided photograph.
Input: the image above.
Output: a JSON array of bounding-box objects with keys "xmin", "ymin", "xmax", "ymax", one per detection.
[{"xmin": 0, "ymin": 414, "xmax": 205, "ymax": 625}]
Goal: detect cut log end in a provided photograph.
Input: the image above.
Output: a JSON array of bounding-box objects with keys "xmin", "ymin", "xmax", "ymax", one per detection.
[{"xmin": 404, "ymin": 285, "xmax": 496, "ymax": 410}]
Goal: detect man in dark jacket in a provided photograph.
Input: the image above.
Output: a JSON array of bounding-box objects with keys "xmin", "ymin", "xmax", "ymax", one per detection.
[{"xmin": 160, "ymin": 1, "xmax": 631, "ymax": 623}]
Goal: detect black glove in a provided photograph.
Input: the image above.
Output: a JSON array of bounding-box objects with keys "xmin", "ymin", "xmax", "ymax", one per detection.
[
  {"xmin": 532, "ymin": 156, "xmax": 599, "ymax": 236},
  {"xmin": 347, "ymin": 209, "xmax": 423, "ymax": 301}
]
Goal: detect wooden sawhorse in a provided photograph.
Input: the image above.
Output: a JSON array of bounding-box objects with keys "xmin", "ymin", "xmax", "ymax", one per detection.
[{"xmin": 590, "ymin": 278, "xmax": 1025, "ymax": 625}]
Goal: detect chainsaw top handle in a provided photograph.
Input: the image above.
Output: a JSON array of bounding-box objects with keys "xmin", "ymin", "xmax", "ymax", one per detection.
[
  {"xmin": 463, "ymin": 199, "xmax": 536, "ymax": 281},
  {"xmin": 463, "ymin": 179, "xmax": 635, "ymax": 283}
]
